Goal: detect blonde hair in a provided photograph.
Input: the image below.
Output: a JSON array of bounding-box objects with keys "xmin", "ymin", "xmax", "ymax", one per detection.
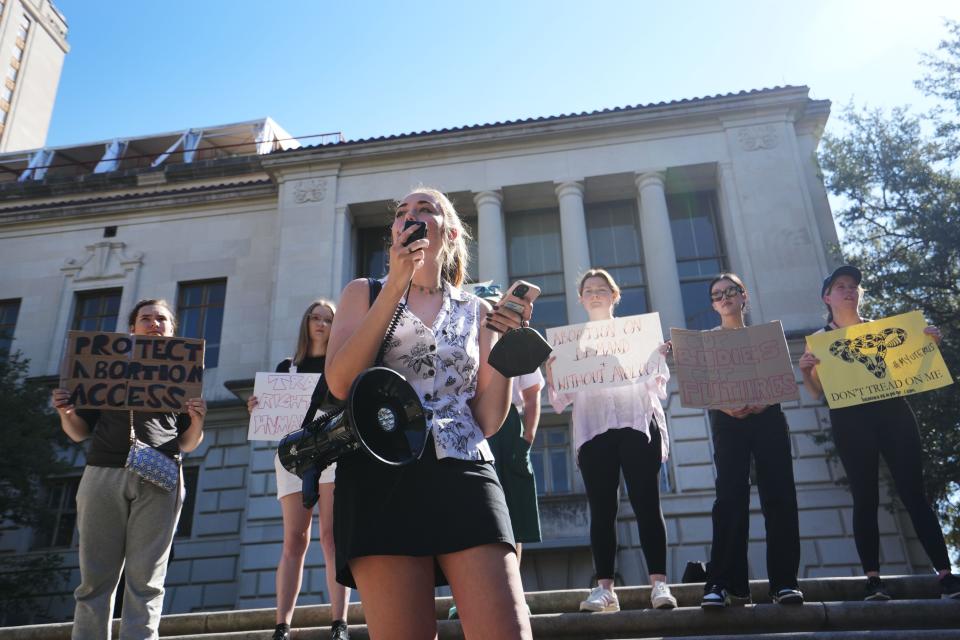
[
  {"xmin": 398, "ymin": 187, "xmax": 472, "ymax": 288},
  {"xmin": 578, "ymin": 268, "xmax": 621, "ymax": 302},
  {"xmin": 293, "ymin": 299, "xmax": 336, "ymax": 365}
]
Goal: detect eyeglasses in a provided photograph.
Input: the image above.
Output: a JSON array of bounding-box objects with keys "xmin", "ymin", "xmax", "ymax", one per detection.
[
  {"xmin": 582, "ymin": 287, "xmax": 613, "ymax": 298},
  {"xmin": 709, "ymin": 285, "xmax": 743, "ymax": 302},
  {"xmin": 307, "ymin": 315, "xmax": 333, "ymax": 325}
]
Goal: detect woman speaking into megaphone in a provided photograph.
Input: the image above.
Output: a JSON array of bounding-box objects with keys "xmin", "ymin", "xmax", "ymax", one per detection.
[{"xmin": 325, "ymin": 187, "xmax": 534, "ymax": 640}]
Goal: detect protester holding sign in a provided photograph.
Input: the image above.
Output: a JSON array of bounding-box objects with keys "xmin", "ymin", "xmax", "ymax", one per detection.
[
  {"xmin": 697, "ymin": 273, "xmax": 803, "ymax": 609},
  {"xmin": 51, "ymin": 299, "xmax": 206, "ymax": 640},
  {"xmin": 545, "ymin": 268, "xmax": 677, "ymax": 613},
  {"xmin": 246, "ymin": 299, "xmax": 350, "ymax": 640},
  {"xmin": 324, "ymin": 188, "xmax": 533, "ymax": 639},
  {"xmin": 799, "ymin": 266, "xmax": 959, "ymax": 601}
]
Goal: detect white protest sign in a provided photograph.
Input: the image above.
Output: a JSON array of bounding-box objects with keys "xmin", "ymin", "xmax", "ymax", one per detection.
[
  {"xmin": 247, "ymin": 372, "xmax": 321, "ymax": 441},
  {"xmin": 545, "ymin": 313, "xmax": 663, "ymax": 394}
]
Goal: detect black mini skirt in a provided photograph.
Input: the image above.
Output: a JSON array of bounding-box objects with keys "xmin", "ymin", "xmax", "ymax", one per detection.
[{"xmin": 333, "ymin": 436, "xmax": 516, "ymax": 588}]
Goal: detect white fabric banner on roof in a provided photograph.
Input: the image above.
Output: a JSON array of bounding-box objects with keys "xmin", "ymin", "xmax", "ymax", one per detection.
[
  {"xmin": 150, "ymin": 133, "xmax": 185, "ymax": 168},
  {"xmin": 93, "ymin": 140, "xmax": 127, "ymax": 173},
  {"xmin": 183, "ymin": 130, "xmax": 203, "ymax": 163},
  {"xmin": 255, "ymin": 121, "xmax": 276, "ymax": 155},
  {"xmin": 18, "ymin": 148, "xmax": 54, "ymax": 182}
]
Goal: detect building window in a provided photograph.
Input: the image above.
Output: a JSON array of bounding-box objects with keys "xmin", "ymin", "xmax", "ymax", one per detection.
[
  {"xmin": 6, "ymin": 65, "xmax": 16, "ymax": 82},
  {"xmin": 12, "ymin": 45, "xmax": 23, "ymax": 62},
  {"xmin": 506, "ymin": 208, "xmax": 566, "ymax": 333},
  {"xmin": 177, "ymin": 279, "xmax": 226, "ymax": 367},
  {"xmin": 72, "ymin": 289, "xmax": 122, "ymax": 332},
  {"xmin": 586, "ymin": 200, "xmax": 649, "ymax": 316},
  {"xmin": 356, "ymin": 226, "xmax": 390, "ymax": 280},
  {"xmin": 34, "ymin": 477, "xmax": 81, "ymax": 549},
  {"xmin": 175, "ymin": 466, "xmax": 200, "ymax": 538},
  {"xmin": 16, "ymin": 15, "xmax": 29, "ymax": 41},
  {"xmin": 531, "ymin": 426, "xmax": 573, "ymax": 495},
  {"xmin": 666, "ymin": 191, "xmax": 726, "ymax": 329},
  {"xmin": 1, "ymin": 85, "xmax": 10, "ymax": 102},
  {"xmin": 0, "ymin": 298, "xmax": 19, "ymax": 354}
]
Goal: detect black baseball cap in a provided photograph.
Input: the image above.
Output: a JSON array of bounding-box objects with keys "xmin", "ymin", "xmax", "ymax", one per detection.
[{"xmin": 821, "ymin": 265, "xmax": 862, "ymax": 297}]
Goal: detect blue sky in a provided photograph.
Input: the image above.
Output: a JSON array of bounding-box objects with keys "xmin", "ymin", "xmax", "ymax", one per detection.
[{"xmin": 45, "ymin": 0, "xmax": 957, "ymax": 148}]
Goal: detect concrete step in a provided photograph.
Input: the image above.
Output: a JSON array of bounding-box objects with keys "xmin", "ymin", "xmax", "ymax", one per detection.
[{"xmin": 1, "ymin": 575, "xmax": 954, "ymax": 639}]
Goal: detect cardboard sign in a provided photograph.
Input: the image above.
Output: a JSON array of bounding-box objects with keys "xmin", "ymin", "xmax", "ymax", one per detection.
[
  {"xmin": 806, "ymin": 310, "xmax": 954, "ymax": 409},
  {"xmin": 247, "ymin": 372, "xmax": 322, "ymax": 441},
  {"xmin": 60, "ymin": 331, "xmax": 205, "ymax": 412},
  {"xmin": 672, "ymin": 321, "xmax": 800, "ymax": 408},
  {"xmin": 545, "ymin": 313, "xmax": 663, "ymax": 394}
]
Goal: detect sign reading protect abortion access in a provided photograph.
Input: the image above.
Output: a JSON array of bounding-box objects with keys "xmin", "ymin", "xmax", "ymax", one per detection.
[
  {"xmin": 545, "ymin": 313, "xmax": 663, "ymax": 394},
  {"xmin": 247, "ymin": 372, "xmax": 322, "ymax": 440},
  {"xmin": 60, "ymin": 331, "xmax": 205, "ymax": 412},
  {"xmin": 806, "ymin": 310, "xmax": 953, "ymax": 409},
  {"xmin": 671, "ymin": 321, "xmax": 799, "ymax": 408}
]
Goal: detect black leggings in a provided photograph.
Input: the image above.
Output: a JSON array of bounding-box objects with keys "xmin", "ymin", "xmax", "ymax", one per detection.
[
  {"xmin": 707, "ymin": 405, "xmax": 800, "ymax": 592},
  {"xmin": 577, "ymin": 425, "xmax": 666, "ymax": 578},
  {"xmin": 830, "ymin": 397, "xmax": 950, "ymax": 573}
]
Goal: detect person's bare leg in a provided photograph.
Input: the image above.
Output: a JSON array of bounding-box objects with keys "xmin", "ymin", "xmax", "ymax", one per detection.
[
  {"xmin": 275, "ymin": 494, "xmax": 312, "ymax": 625},
  {"xmin": 317, "ymin": 483, "xmax": 350, "ymax": 622},
  {"xmin": 440, "ymin": 544, "xmax": 531, "ymax": 640},
  {"xmin": 350, "ymin": 555, "xmax": 438, "ymax": 640}
]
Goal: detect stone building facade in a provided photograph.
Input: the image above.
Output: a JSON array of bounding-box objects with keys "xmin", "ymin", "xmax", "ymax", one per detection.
[{"xmin": 0, "ymin": 86, "xmax": 929, "ymax": 623}]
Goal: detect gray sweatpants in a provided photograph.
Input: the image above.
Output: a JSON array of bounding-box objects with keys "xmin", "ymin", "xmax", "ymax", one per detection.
[{"xmin": 72, "ymin": 465, "xmax": 183, "ymax": 640}]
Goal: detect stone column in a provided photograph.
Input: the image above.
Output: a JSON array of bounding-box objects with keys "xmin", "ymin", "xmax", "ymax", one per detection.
[
  {"xmin": 555, "ymin": 180, "xmax": 591, "ymax": 324},
  {"xmin": 635, "ymin": 172, "xmax": 686, "ymax": 333},
  {"xmin": 473, "ymin": 190, "xmax": 509, "ymax": 288}
]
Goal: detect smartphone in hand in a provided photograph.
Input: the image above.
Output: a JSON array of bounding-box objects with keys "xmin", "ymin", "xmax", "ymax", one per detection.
[
  {"xmin": 402, "ymin": 220, "xmax": 427, "ymax": 246},
  {"xmin": 499, "ymin": 280, "xmax": 541, "ymax": 316},
  {"xmin": 485, "ymin": 280, "xmax": 541, "ymax": 333}
]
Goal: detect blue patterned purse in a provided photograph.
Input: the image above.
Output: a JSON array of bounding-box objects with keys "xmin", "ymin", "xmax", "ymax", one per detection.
[{"xmin": 125, "ymin": 411, "xmax": 180, "ymax": 493}]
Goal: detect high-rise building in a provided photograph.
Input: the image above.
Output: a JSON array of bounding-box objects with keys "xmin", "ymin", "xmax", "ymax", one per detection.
[{"xmin": 0, "ymin": 0, "xmax": 68, "ymax": 152}]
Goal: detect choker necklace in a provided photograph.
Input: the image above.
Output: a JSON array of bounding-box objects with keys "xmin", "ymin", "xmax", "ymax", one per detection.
[{"xmin": 411, "ymin": 282, "xmax": 442, "ymax": 296}]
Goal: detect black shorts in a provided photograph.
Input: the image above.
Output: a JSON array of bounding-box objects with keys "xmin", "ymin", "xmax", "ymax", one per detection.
[{"xmin": 333, "ymin": 436, "xmax": 515, "ymax": 588}]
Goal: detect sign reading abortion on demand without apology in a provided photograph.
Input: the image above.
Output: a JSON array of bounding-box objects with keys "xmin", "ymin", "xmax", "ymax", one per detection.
[
  {"xmin": 806, "ymin": 310, "xmax": 954, "ymax": 409},
  {"xmin": 545, "ymin": 313, "xmax": 663, "ymax": 394},
  {"xmin": 60, "ymin": 331, "xmax": 205, "ymax": 412},
  {"xmin": 247, "ymin": 372, "xmax": 323, "ymax": 440},
  {"xmin": 671, "ymin": 321, "xmax": 800, "ymax": 408}
]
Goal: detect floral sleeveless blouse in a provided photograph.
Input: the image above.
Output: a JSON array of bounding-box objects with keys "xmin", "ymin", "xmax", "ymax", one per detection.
[{"xmin": 379, "ymin": 279, "xmax": 493, "ymax": 462}]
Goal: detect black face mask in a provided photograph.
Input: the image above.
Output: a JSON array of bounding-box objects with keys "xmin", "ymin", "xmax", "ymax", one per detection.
[{"xmin": 488, "ymin": 327, "xmax": 553, "ymax": 378}]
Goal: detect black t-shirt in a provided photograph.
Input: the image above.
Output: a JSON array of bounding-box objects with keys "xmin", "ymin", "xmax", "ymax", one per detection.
[
  {"xmin": 77, "ymin": 409, "xmax": 190, "ymax": 467},
  {"xmin": 275, "ymin": 355, "xmax": 325, "ymax": 374}
]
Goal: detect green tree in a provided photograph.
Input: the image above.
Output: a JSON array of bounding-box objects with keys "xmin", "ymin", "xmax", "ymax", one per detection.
[
  {"xmin": 0, "ymin": 352, "xmax": 73, "ymax": 621},
  {"xmin": 818, "ymin": 19, "xmax": 960, "ymax": 556}
]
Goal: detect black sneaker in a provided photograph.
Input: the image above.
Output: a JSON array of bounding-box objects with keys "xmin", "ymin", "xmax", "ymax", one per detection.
[
  {"xmin": 771, "ymin": 587, "xmax": 804, "ymax": 605},
  {"xmin": 331, "ymin": 620, "xmax": 350, "ymax": 640},
  {"xmin": 272, "ymin": 624, "xmax": 291, "ymax": 640},
  {"xmin": 940, "ymin": 573, "xmax": 960, "ymax": 600},
  {"xmin": 864, "ymin": 576, "xmax": 891, "ymax": 601},
  {"xmin": 701, "ymin": 584, "xmax": 729, "ymax": 609}
]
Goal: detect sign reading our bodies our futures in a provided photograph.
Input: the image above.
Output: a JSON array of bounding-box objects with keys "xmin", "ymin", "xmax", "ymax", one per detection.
[
  {"xmin": 247, "ymin": 372, "xmax": 322, "ymax": 441},
  {"xmin": 671, "ymin": 321, "xmax": 800, "ymax": 409},
  {"xmin": 806, "ymin": 310, "xmax": 954, "ymax": 409},
  {"xmin": 545, "ymin": 313, "xmax": 663, "ymax": 394},
  {"xmin": 60, "ymin": 331, "xmax": 205, "ymax": 412}
]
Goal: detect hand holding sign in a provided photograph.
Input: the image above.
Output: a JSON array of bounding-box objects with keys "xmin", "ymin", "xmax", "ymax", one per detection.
[
  {"xmin": 671, "ymin": 321, "xmax": 799, "ymax": 409},
  {"xmin": 60, "ymin": 331, "xmax": 205, "ymax": 413},
  {"xmin": 545, "ymin": 313, "xmax": 664, "ymax": 394},
  {"xmin": 247, "ymin": 372, "xmax": 323, "ymax": 440},
  {"xmin": 806, "ymin": 311, "xmax": 953, "ymax": 409}
]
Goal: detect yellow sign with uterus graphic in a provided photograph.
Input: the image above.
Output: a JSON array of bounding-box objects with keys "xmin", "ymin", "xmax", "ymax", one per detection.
[{"xmin": 806, "ymin": 310, "xmax": 953, "ymax": 409}]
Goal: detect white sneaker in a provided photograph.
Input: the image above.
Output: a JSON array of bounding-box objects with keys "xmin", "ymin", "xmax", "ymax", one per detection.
[
  {"xmin": 651, "ymin": 581, "xmax": 677, "ymax": 610},
  {"xmin": 579, "ymin": 585, "xmax": 620, "ymax": 612}
]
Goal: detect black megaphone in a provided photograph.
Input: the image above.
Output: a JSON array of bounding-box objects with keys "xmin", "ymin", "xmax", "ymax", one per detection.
[{"xmin": 277, "ymin": 367, "xmax": 428, "ymax": 508}]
